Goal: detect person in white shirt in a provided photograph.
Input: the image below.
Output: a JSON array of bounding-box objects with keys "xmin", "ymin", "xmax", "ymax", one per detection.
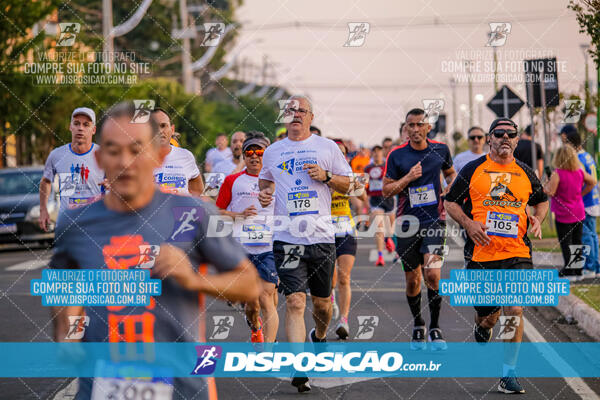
[
  {"xmin": 258, "ymin": 95, "xmax": 352, "ymax": 393},
  {"xmin": 216, "ymin": 131, "xmax": 278, "ymax": 343},
  {"xmin": 151, "ymin": 107, "xmax": 203, "ymax": 196},
  {"xmin": 212, "ymin": 131, "xmax": 246, "ymax": 175},
  {"xmin": 39, "ymin": 107, "xmax": 104, "ymax": 230},
  {"xmin": 205, "ymin": 133, "xmax": 232, "ymax": 172},
  {"xmin": 453, "ymin": 126, "xmax": 487, "ymax": 173}
]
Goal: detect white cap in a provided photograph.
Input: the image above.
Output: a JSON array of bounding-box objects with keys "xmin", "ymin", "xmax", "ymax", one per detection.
[{"xmin": 71, "ymin": 107, "xmax": 96, "ymax": 125}]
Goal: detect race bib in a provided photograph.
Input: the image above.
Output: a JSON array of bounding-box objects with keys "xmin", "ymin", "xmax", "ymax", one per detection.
[
  {"xmin": 408, "ymin": 184, "xmax": 436, "ymax": 207},
  {"xmin": 68, "ymin": 195, "xmax": 101, "ymax": 209},
  {"xmin": 91, "ymin": 361, "xmax": 173, "ymax": 400},
  {"xmin": 332, "ymin": 215, "xmax": 354, "ymax": 237},
  {"xmin": 240, "ymin": 223, "xmax": 272, "ymax": 246},
  {"xmin": 287, "ymin": 191, "xmax": 319, "ymax": 216},
  {"xmin": 486, "ymin": 211, "xmax": 519, "ymax": 238},
  {"xmin": 369, "ymin": 180, "xmax": 383, "ymax": 191}
]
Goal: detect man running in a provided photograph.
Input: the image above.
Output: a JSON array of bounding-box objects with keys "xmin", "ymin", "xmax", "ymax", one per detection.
[
  {"xmin": 382, "ymin": 108, "xmax": 456, "ymax": 351},
  {"xmin": 365, "ymin": 144, "xmax": 396, "ymax": 266},
  {"xmin": 151, "ymin": 107, "xmax": 204, "ymax": 196},
  {"xmin": 39, "ymin": 107, "xmax": 104, "ymax": 230},
  {"xmin": 216, "ymin": 131, "xmax": 278, "ymax": 343},
  {"xmin": 205, "ymin": 133, "xmax": 232, "ymax": 172},
  {"xmin": 258, "ymin": 95, "xmax": 351, "ymax": 392},
  {"xmin": 444, "ymin": 117, "xmax": 549, "ymax": 394},
  {"xmin": 213, "ymin": 131, "xmax": 247, "ymax": 175},
  {"xmin": 50, "ymin": 101, "xmax": 260, "ymax": 400}
]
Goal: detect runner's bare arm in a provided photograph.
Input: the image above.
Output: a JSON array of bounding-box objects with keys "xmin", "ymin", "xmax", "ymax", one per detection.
[
  {"xmin": 258, "ymin": 179, "xmax": 275, "ymax": 207},
  {"xmin": 444, "ymin": 200, "xmax": 491, "ymax": 246},
  {"xmin": 51, "ymin": 305, "xmax": 84, "ymax": 342},
  {"xmin": 382, "ymin": 161, "xmax": 422, "ymax": 197},
  {"xmin": 39, "ymin": 177, "xmax": 53, "ymax": 231},
  {"xmin": 543, "ymin": 171, "xmax": 559, "ymax": 196},
  {"xmin": 442, "ymin": 167, "xmax": 457, "ymax": 186},
  {"xmin": 582, "ymin": 170, "xmax": 597, "ymax": 197},
  {"xmin": 188, "ymin": 175, "xmax": 204, "ymax": 197}
]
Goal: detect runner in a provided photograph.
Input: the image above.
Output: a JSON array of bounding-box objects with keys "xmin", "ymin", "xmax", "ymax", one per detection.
[
  {"xmin": 213, "ymin": 131, "xmax": 247, "ymax": 175},
  {"xmin": 39, "ymin": 107, "xmax": 104, "ymax": 231},
  {"xmin": 330, "ymin": 139, "xmax": 364, "ymax": 339},
  {"xmin": 382, "ymin": 108, "xmax": 456, "ymax": 351},
  {"xmin": 50, "ymin": 101, "xmax": 261, "ymax": 400},
  {"xmin": 205, "ymin": 133, "xmax": 232, "ymax": 172},
  {"xmin": 151, "ymin": 107, "xmax": 204, "ymax": 196},
  {"xmin": 365, "ymin": 144, "xmax": 396, "ymax": 266},
  {"xmin": 444, "ymin": 117, "xmax": 549, "ymax": 394},
  {"xmin": 216, "ymin": 131, "xmax": 279, "ymax": 343},
  {"xmin": 453, "ymin": 126, "xmax": 486, "ymax": 173},
  {"xmin": 382, "ymin": 137, "xmax": 393, "ymax": 158},
  {"xmin": 258, "ymin": 95, "xmax": 352, "ymax": 392}
]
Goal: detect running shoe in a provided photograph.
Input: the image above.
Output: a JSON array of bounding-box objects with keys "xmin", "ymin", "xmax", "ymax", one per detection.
[
  {"xmin": 385, "ymin": 237, "xmax": 396, "ymax": 253},
  {"xmin": 291, "ymin": 375, "xmax": 311, "ymax": 393},
  {"xmin": 410, "ymin": 326, "xmax": 427, "ymax": 350},
  {"xmin": 498, "ymin": 375, "xmax": 525, "ymax": 394},
  {"xmin": 428, "ymin": 328, "xmax": 447, "ymax": 351},
  {"xmin": 309, "ymin": 327, "xmax": 326, "ymax": 343},
  {"xmin": 473, "ymin": 323, "xmax": 492, "ymax": 343},
  {"xmin": 246, "ymin": 316, "xmax": 264, "ymax": 343},
  {"xmin": 335, "ymin": 317, "xmax": 349, "ymax": 340},
  {"xmin": 375, "ymin": 255, "xmax": 385, "ymax": 266},
  {"xmin": 331, "ymin": 290, "xmax": 340, "ymax": 321}
]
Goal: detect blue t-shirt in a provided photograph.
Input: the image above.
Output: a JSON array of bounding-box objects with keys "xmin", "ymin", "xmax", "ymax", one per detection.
[
  {"xmin": 385, "ymin": 140, "xmax": 453, "ymax": 224},
  {"xmin": 49, "ymin": 190, "xmax": 247, "ymax": 400},
  {"xmin": 577, "ymin": 150, "xmax": 600, "ymax": 214}
]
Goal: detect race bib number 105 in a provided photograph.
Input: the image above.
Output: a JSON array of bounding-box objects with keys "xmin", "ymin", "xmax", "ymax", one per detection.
[{"xmin": 486, "ymin": 211, "xmax": 519, "ymax": 238}]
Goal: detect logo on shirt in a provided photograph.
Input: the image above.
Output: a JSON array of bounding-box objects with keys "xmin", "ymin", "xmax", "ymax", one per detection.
[
  {"xmin": 65, "ymin": 315, "xmax": 90, "ymax": 340},
  {"xmin": 278, "ymin": 158, "xmax": 295, "ymax": 175},
  {"xmin": 169, "ymin": 207, "xmax": 202, "ymax": 242},
  {"xmin": 191, "ymin": 345, "xmax": 222, "ymax": 375},
  {"xmin": 483, "ymin": 172, "xmax": 522, "ymax": 208}
]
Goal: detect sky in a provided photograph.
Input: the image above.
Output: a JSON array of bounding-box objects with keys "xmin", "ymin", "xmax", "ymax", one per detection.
[{"xmin": 232, "ymin": 0, "xmax": 591, "ymax": 145}]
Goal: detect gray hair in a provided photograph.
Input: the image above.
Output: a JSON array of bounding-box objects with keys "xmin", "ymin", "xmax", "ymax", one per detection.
[{"xmin": 288, "ymin": 95, "xmax": 313, "ymax": 113}]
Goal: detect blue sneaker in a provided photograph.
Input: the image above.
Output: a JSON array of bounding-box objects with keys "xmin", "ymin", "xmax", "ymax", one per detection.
[
  {"xmin": 498, "ymin": 375, "xmax": 525, "ymax": 394},
  {"xmin": 428, "ymin": 328, "xmax": 448, "ymax": 351},
  {"xmin": 410, "ymin": 326, "xmax": 427, "ymax": 350}
]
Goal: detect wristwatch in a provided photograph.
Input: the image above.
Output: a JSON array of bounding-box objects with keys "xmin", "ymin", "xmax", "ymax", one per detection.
[{"xmin": 323, "ymin": 170, "xmax": 333, "ymax": 183}]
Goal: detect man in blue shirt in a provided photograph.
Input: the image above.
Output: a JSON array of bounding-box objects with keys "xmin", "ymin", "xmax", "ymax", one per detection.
[
  {"xmin": 561, "ymin": 125, "xmax": 600, "ymax": 275},
  {"xmin": 383, "ymin": 108, "xmax": 456, "ymax": 350}
]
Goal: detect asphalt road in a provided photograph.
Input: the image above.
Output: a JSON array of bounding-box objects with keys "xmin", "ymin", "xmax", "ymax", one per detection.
[{"xmin": 0, "ymin": 240, "xmax": 598, "ymax": 400}]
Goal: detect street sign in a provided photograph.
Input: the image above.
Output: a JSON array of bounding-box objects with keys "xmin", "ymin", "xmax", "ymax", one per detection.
[
  {"xmin": 486, "ymin": 85, "xmax": 524, "ymax": 118},
  {"xmin": 524, "ymin": 58, "xmax": 560, "ymax": 108}
]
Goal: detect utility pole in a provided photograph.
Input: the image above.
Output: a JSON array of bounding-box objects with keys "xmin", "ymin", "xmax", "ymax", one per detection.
[
  {"xmin": 179, "ymin": 0, "xmax": 194, "ymax": 93},
  {"xmin": 464, "ymin": 60, "xmax": 474, "ymax": 128},
  {"xmin": 102, "ymin": 0, "xmax": 114, "ymax": 56},
  {"xmin": 450, "ymin": 78, "xmax": 458, "ymax": 135}
]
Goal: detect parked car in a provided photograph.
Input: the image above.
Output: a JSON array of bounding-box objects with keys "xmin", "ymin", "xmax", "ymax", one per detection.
[{"xmin": 0, "ymin": 166, "xmax": 58, "ymax": 245}]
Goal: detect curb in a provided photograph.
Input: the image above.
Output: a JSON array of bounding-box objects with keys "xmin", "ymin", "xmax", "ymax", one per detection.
[{"xmin": 555, "ymin": 293, "xmax": 600, "ymax": 341}]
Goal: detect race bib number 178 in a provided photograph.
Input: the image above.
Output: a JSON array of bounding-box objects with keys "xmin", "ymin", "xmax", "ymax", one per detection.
[{"xmin": 287, "ymin": 191, "xmax": 319, "ymax": 216}]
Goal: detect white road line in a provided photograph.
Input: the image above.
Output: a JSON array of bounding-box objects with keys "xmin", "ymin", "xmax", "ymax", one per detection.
[
  {"xmin": 523, "ymin": 318, "xmax": 597, "ymax": 399},
  {"xmin": 5, "ymin": 258, "xmax": 49, "ymax": 271}
]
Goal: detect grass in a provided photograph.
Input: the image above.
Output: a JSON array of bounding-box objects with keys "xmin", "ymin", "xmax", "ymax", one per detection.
[
  {"xmin": 532, "ymin": 247, "xmax": 561, "ymax": 253},
  {"xmin": 571, "ymin": 285, "xmax": 600, "ymax": 313}
]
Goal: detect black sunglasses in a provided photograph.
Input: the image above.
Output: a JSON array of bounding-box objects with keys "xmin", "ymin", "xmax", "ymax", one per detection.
[
  {"xmin": 469, "ymin": 135, "xmax": 484, "ymax": 140},
  {"xmin": 491, "ymin": 129, "xmax": 518, "ymax": 139}
]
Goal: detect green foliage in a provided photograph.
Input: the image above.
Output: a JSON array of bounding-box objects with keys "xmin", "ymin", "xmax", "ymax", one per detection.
[{"xmin": 568, "ymin": 0, "xmax": 600, "ymax": 66}]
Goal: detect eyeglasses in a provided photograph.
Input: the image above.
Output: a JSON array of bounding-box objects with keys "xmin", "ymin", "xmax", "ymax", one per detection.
[
  {"xmin": 491, "ymin": 129, "xmax": 518, "ymax": 139},
  {"xmin": 287, "ymin": 107, "xmax": 310, "ymax": 116},
  {"xmin": 469, "ymin": 135, "xmax": 484, "ymax": 140},
  {"xmin": 244, "ymin": 149, "xmax": 265, "ymax": 157}
]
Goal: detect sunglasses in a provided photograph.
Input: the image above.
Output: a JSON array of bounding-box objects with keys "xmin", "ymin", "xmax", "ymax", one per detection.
[
  {"xmin": 244, "ymin": 149, "xmax": 265, "ymax": 157},
  {"xmin": 469, "ymin": 135, "xmax": 484, "ymax": 140},
  {"xmin": 491, "ymin": 129, "xmax": 518, "ymax": 139}
]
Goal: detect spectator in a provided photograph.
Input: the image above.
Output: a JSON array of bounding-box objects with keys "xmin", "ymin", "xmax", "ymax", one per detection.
[
  {"xmin": 453, "ymin": 126, "xmax": 486, "ymax": 173},
  {"xmin": 399, "ymin": 122, "xmax": 409, "ymax": 143},
  {"xmin": 205, "ymin": 133, "xmax": 232, "ymax": 172},
  {"xmin": 514, "ymin": 124, "xmax": 544, "ymax": 177},
  {"xmin": 561, "ymin": 125, "xmax": 600, "ymax": 277},
  {"xmin": 213, "ymin": 131, "xmax": 247, "ymax": 175},
  {"xmin": 382, "ymin": 136, "xmax": 393, "ymax": 157},
  {"xmin": 544, "ymin": 145, "xmax": 596, "ymax": 281},
  {"xmin": 310, "ymin": 125, "xmax": 322, "ymax": 136}
]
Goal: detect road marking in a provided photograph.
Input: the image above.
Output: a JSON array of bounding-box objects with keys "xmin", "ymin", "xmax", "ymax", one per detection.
[
  {"xmin": 524, "ymin": 318, "xmax": 597, "ymax": 399},
  {"xmin": 5, "ymin": 258, "xmax": 49, "ymax": 271},
  {"xmin": 278, "ymin": 376, "xmax": 376, "ymax": 388}
]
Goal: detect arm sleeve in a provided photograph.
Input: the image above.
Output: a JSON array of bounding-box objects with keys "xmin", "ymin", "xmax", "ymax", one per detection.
[
  {"xmin": 384, "ymin": 150, "xmax": 402, "ymax": 180},
  {"xmin": 194, "ymin": 203, "xmax": 247, "ymax": 272},
  {"xmin": 258, "ymin": 148, "xmax": 274, "ymax": 182},
  {"xmin": 442, "ymin": 145, "xmax": 453, "ymax": 170},
  {"xmin": 42, "ymin": 150, "xmax": 56, "ymax": 182},
  {"xmin": 215, "ymin": 174, "xmax": 234, "ymax": 209},
  {"xmin": 184, "ymin": 150, "xmax": 200, "ymax": 180},
  {"xmin": 330, "ymin": 141, "xmax": 353, "ymax": 176}
]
